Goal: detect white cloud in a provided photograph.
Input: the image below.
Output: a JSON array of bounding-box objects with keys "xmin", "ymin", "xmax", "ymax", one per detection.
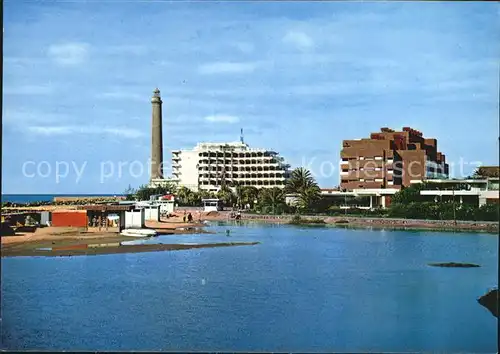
[
  {"xmin": 48, "ymin": 42, "xmax": 90, "ymax": 65},
  {"xmin": 3, "ymin": 85, "xmax": 54, "ymax": 95},
  {"xmin": 28, "ymin": 126, "xmax": 73, "ymax": 135},
  {"xmin": 204, "ymin": 115, "xmax": 240, "ymax": 123},
  {"xmin": 27, "ymin": 125, "xmax": 144, "ymax": 138},
  {"xmin": 102, "ymin": 127, "xmax": 145, "ymax": 138},
  {"xmin": 283, "ymin": 30, "xmax": 314, "ymax": 51},
  {"xmin": 198, "ymin": 61, "xmax": 257, "ymax": 75}
]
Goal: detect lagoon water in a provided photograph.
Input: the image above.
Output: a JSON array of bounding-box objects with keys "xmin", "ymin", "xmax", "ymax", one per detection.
[{"xmin": 1, "ymin": 223, "xmax": 498, "ymax": 352}]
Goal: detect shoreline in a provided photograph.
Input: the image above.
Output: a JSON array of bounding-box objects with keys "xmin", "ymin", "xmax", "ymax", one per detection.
[
  {"xmin": 2, "ymin": 209, "xmax": 497, "ymax": 258},
  {"xmin": 4, "ymin": 205, "xmax": 498, "ymax": 233},
  {"xmin": 200, "ymin": 211, "xmax": 499, "ymax": 234},
  {"xmin": 2, "ymin": 241, "xmax": 260, "ymax": 258}
]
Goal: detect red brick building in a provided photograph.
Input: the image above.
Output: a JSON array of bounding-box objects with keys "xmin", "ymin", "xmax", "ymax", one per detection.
[{"xmin": 340, "ymin": 127, "xmax": 449, "ymax": 190}]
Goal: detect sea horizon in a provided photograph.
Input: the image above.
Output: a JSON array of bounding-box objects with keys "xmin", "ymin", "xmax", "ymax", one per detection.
[{"xmin": 1, "ymin": 194, "xmax": 126, "ymax": 203}]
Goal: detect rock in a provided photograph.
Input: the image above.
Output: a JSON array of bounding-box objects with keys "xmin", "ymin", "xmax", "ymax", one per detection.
[
  {"xmin": 478, "ymin": 289, "xmax": 499, "ymax": 318},
  {"xmin": 428, "ymin": 262, "xmax": 480, "ymax": 268},
  {"xmin": 335, "ymin": 219, "xmax": 349, "ymax": 224}
]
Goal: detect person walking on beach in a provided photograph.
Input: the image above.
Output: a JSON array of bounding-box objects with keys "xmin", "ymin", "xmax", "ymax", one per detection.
[{"xmin": 187, "ymin": 212, "xmax": 193, "ymax": 223}]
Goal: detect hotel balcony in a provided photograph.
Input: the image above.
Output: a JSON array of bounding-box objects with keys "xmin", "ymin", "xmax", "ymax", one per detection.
[{"xmin": 347, "ymin": 170, "xmax": 385, "ymax": 180}]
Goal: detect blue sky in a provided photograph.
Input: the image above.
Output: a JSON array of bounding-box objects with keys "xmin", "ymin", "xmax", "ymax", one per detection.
[{"xmin": 3, "ymin": 1, "xmax": 499, "ymax": 194}]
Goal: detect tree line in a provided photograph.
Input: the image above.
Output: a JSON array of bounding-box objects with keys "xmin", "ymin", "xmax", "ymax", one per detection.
[
  {"xmin": 126, "ymin": 167, "xmax": 498, "ymax": 221},
  {"xmin": 126, "ymin": 167, "xmax": 321, "ymax": 214}
]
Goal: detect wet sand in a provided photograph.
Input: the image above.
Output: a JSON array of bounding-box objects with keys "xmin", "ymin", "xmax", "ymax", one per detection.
[
  {"xmin": 2, "ymin": 240, "xmax": 260, "ymax": 258},
  {"xmin": 1, "ymin": 219, "xmax": 256, "ymax": 257},
  {"xmin": 1, "ymin": 226, "xmax": 120, "ymax": 245}
]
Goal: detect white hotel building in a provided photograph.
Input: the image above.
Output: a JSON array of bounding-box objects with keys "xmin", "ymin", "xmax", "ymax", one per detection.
[{"xmin": 169, "ymin": 141, "xmax": 291, "ymax": 192}]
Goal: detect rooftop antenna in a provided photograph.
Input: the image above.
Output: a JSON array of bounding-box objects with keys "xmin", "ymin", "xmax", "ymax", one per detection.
[{"xmin": 240, "ymin": 128, "xmax": 244, "ymax": 144}]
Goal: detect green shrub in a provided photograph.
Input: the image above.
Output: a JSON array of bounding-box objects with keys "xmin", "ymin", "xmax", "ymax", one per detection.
[{"xmin": 388, "ymin": 201, "xmax": 499, "ymax": 222}]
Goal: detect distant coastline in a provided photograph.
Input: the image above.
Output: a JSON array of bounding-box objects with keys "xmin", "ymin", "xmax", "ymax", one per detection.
[{"xmin": 1, "ymin": 194, "xmax": 126, "ymax": 204}]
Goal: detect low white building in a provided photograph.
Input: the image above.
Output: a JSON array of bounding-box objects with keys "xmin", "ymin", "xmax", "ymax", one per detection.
[
  {"xmin": 170, "ymin": 141, "xmax": 291, "ymax": 193},
  {"xmin": 309, "ymin": 178, "xmax": 499, "ymax": 210},
  {"xmin": 418, "ymin": 178, "xmax": 499, "ymax": 206},
  {"xmin": 202, "ymin": 198, "xmax": 223, "ymax": 212},
  {"xmin": 286, "ymin": 188, "xmax": 399, "ymax": 210}
]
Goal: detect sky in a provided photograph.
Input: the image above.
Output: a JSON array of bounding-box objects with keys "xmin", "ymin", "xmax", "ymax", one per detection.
[{"xmin": 2, "ymin": 1, "xmax": 499, "ymax": 194}]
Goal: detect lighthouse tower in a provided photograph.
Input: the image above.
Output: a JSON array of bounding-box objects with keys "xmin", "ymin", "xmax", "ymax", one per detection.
[{"xmin": 150, "ymin": 88, "xmax": 163, "ymax": 180}]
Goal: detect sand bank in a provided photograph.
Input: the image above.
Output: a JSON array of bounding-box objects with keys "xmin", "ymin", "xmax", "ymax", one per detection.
[{"xmin": 2, "ymin": 240, "xmax": 260, "ymax": 258}]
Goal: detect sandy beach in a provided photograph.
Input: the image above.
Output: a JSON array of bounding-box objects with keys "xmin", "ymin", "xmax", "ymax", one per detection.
[
  {"xmin": 1, "ymin": 221, "xmax": 257, "ymax": 258},
  {"xmin": 1, "ymin": 212, "xmax": 219, "ymax": 257}
]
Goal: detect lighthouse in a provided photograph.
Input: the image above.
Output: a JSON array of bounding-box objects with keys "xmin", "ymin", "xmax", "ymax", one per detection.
[{"xmin": 150, "ymin": 88, "xmax": 163, "ymax": 180}]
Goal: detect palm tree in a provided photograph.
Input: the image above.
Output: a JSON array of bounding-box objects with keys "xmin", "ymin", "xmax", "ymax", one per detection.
[
  {"xmin": 234, "ymin": 182, "xmax": 244, "ymax": 209},
  {"xmin": 285, "ymin": 167, "xmax": 317, "ymax": 193},
  {"xmin": 259, "ymin": 187, "xmax": 285, "ymax": 214},
  {"xmin": 187, "ymin": 191, "xmax": 200, "ymax": 206},
  {"xmin": 234, "ymin": 183, "xmax": 259, "ymax": 209},
  {"xmin": 285, "ymin": 167, "xmax": 321, "ymax": 213},
  {"xmin": 296, "ymin": 185, "xmax": 321, "ymax": 211},
  {"xmin": 217, "ymin": 186, "xmax": 236, "ymax": 208},
  {"xmin": 135, "ymin": 182, "xmax": 177, "ymax": 201},
  {"xmin": 473, "ymin": 166, "xmax": 500, "ymax": 178},
  {"xmin": 123, "ymin": 184, "xmax": 137, "ymax": 201},
  {"xmin": 176, "ymin": 186, "xmax": 192, "ymax": 206},
  {"xmin": 243, "ymin": 186, "xmax": 259, "ymax": 209}
]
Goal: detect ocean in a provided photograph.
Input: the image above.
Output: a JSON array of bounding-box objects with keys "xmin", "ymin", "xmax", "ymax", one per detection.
[
  {"xmin": 1, "ymin": 222, "xmax": 498, "ymax": 352},
  {"xmin": 1, "ymin": 194, "xmax": 125, "ymax": 203}
]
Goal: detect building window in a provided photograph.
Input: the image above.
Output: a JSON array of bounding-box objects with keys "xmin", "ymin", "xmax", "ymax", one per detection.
[{"xmin": 341, "ymin": 179, "xmax": 348, "ymax": 184}]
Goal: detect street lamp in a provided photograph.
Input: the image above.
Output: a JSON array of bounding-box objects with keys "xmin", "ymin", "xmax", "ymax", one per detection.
[{"xmin": 452, "ymin": 186, "xmax": 457, "ymax": 226}]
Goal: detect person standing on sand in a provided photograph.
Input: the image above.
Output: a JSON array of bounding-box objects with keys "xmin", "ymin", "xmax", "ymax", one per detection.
[
  {"xmin": 187, "ymin": 212, "xmax": 193, "ymax": 223},
  {"xmin": 183, "ymin": 211, "xmax": 187, "ymax": 223}
]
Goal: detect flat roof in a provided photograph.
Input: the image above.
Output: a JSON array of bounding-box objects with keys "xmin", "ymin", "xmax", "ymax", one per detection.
[
  {"xmin": 425, "ymin": 179, "xmax": 488, "ymax": 183},
  {"xmin": 77, "ymin": 205, "xmax": 134, "ymax": 211}
]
